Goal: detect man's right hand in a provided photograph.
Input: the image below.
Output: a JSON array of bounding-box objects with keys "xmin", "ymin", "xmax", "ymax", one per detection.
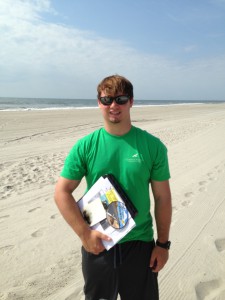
[{"xmin": 80, "ymin": 228, "xmax": 111, "ymax": 255}]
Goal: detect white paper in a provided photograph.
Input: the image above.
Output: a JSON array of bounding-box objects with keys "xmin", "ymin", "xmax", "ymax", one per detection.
[
  {"xmin": 77, "ymin": 176, "xmax": 136, "ymax": 250},
  {"xmin": 83, "ymin": 197, "xmax": 106, "ymax": 226}
]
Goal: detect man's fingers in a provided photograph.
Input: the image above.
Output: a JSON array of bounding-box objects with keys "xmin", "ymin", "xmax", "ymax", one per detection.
[
  {"xmin": 150, "ymin": 258, "xmax": 157, "ymax": 270},
  {"xmin": 82, "ymin": 230, "xmax": 111, "ymax": 254},
  {"xmin": 150, "ymin": 250, "xmax": 156, "ymax": 268},
  {"xmin": 97, "ymin": 232, "xmax": 111, "ymax": 241}
]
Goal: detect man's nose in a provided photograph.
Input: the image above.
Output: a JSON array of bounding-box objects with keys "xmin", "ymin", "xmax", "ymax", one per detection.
[{"xmin": 110, "ymin": 100, "xmax": 119, "ymax": 107}]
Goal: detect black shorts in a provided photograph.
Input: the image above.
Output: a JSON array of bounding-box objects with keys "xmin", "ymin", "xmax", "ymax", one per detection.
[{"xmin": 82, "ymin": 240, "xmax": 159, "ymax": 300}]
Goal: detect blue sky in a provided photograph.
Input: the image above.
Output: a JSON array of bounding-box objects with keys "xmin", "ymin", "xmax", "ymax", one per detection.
[{"xmin": 0, "ymin": 0, "xmax": 225, "ymax": 100}]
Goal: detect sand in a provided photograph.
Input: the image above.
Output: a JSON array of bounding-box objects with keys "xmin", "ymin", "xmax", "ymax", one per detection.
[{"xmin": 0, "ymin": 103, "xmax": 225, "ymax": 300}]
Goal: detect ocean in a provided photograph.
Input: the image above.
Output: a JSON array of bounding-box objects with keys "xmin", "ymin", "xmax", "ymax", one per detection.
[{"xmin": 0, "ymin": 97, "xmax": 224, "ymax": 111}]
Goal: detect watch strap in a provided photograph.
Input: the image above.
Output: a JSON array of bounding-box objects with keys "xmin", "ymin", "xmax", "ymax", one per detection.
[{"xmin": 156, "ymin": 240, "xmax": 171, "ymax": 250}]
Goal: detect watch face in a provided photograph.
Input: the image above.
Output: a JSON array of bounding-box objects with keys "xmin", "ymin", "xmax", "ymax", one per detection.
[{"xmin": 166, "ymin": 241, "xmax": 171, "ymax": 249}]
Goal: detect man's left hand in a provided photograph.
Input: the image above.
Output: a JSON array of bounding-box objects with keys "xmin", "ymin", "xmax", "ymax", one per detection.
[{"xmin": 149, "ymin": 246, "xmax": 169, "ymax": 273}]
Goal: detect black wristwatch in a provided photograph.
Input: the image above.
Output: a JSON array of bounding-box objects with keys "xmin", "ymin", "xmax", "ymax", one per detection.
[{"xmin": 156, "ymin": 239, "xmax": 171, "ymax": 250}]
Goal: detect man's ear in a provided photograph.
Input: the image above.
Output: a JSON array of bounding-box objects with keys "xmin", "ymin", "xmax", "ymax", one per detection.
[{"xmin": 130, "ymin": 98, "xmax": 134, "ymax": 107}]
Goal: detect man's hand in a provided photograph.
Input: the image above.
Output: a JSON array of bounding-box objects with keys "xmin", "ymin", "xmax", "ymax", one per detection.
[
  {"xmin": 149, "ymin": 246, "xmax": 169, "ymax": 273},
  {"xmin": 80, "ymin": 228, "xmax": 111, "ymax": 255}
]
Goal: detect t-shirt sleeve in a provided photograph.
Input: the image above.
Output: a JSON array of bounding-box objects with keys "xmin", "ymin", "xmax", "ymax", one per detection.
[
  {"xmin": 60, "ymin": 141, "xmax": 87, "ymax": 180},
  {"xmin": 150, "ymin": 141, "xmax": 170, "ymax": 181}
]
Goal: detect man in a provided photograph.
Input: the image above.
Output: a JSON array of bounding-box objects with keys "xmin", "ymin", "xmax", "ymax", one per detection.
[{"xmin": 54, "ymin": 75, "xmax": 172, "ymax": 300}]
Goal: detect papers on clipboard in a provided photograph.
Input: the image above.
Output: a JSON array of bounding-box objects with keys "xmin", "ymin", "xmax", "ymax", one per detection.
[{"xmin": 77, "ymin": 174, "xmax": 138, "ymax": 250}]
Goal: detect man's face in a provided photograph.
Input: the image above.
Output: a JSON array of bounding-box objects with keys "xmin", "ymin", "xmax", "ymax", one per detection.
[{"xmin": 98, "ymin": 91, "xmax": 133, "ymax": 125}]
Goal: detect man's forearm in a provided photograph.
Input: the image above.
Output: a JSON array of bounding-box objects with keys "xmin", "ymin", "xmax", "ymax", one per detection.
[
  {"xmin": 54, "ymin": 191, "xmax": 90, "ymax": 238},
  {"xmin": 154, "ymin": 195, "xmax": 172, "ymax": 242}
]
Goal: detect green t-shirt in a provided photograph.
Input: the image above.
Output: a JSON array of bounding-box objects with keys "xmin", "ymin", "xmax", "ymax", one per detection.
[{"xmin": 61, "ymin": 125, "xmax": 170, "ymax": 242}]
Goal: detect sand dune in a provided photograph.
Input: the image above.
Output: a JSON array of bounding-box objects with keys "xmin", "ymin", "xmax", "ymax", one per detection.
[{"xmin": 0, "ymin": 103, "xmax": 225, "ymax": 299}]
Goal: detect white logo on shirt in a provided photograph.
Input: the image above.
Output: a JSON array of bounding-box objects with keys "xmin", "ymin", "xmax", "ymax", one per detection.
[{"xmin": 126, "ymin": 153, "xmax": 142, "ymax": 163}]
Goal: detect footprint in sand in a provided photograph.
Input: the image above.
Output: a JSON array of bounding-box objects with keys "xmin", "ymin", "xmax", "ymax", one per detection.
[
  {"xmin": 0, "ymin": 215, "xmax": 10, "ymax": 220},
  {"xmin": 207, "ymin": 170, "xmax": 219, "ymax": 181},
  {"xmin": 181, "ymin": 199, "xmax": 192, "ymax": 207},
  {"xmin": 198, "ymin": 181, "xmax": 208, "ymax": 192},
  {"xmin": 199, "ymin": 181, "xmax": 207, "ymax": 186},
  {"xmin": 184, "ymin": 192, "xmax": 194, "ymax": 198},
  {"xmin": 50, "ymin": 213, "xmax": 59, "ymax": 219},
  {"xmin": 215, "ymin": 238, "xmax": 225, "ymax": 252},
  {"xmin": 199, "ymin": 186, "xmax": 207, "ymax": 192},
  {"xmin": 181, "ymin": 192, "xmax": 194, "ymax": 207},
  {"xmin": 208, "ymin": 177, "xmax": 214, "ymax": 181},
  {"xmin": 31, "ymin": 228, "xmax": 45, "ymax": 238},
  {"xmin": 0, "ymin": 245, "xmax": 14, "ymax": 254},
  {"xmin": 215, "ymin": 165, "xmax": 224, "ymax": 175},
  {"xmin": 172, "ymin": 206, "xmax": 178, "ymax": 213},
  {"xmin": 195, "ymin": 279, "xmax": 222, "ymax": 300},
  {"xmin": 28, "ymin": 207, "xmax": 41, "ymax": 213}
]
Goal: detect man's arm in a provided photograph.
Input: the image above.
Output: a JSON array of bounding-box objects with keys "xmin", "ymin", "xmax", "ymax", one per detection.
[
  {"xmin": 149, "ymin": 179, "xmax": 172, "ymax": 272},
  {"xmin": 54, "ymin": 177, "xmax": 111, "ymax": 255}
]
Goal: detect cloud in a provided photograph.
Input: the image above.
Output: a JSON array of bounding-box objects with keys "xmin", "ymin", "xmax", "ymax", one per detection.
[
  {"xmin": 0, "ymin": 0, "xmax": 224, "ymax": 100},
  {"xmin": 183, "ymin": 45, "xmax": 198, "ymax": 53},
  {"xmin": 0, "ymin": 0, "xmax": 169, "ymax": 97},
  {"xmin": 0, "ymin": 0, "xmax": 53, "ymax": 22}
]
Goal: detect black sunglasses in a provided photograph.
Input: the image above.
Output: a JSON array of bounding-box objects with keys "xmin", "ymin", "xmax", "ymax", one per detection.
[{"xmin": 99, "ymin": 95, "xmax": 130, "ymax": 106}]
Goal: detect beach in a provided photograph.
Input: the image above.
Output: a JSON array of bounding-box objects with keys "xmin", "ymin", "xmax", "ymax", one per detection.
[{"xmin": 0, "ymin": 103, "xmax": 225, "ymax": 300}]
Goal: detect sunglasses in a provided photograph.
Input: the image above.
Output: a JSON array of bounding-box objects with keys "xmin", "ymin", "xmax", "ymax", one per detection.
[{"xmin": 99, "ymin": 95, "xmax": 130, "ymax": 106}]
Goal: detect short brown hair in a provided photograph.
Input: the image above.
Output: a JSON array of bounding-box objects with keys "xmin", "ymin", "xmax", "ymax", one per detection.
[{"xmin": 97, "ymin": 75, "xmax": 133, "ymax": 99}]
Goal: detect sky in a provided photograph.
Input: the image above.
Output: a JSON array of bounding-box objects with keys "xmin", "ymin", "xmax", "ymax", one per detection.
[{"xmin": 0, "ymin": 0, "xmax": 225, "ymax": 100}]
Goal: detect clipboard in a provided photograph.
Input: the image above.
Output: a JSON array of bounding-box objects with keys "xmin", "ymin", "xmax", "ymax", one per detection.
[{"xmin": 77, "ymin": 174, "xmax": 138, "ymax": 250}]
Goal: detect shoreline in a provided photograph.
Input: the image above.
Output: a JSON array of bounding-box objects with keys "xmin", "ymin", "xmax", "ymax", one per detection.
[
  {"xmin": 1, "ymin": 100, "xmax": 224, "ymax": 112},
  {"xmin": 1, "ymin": 103, "xmax": 225, "ymax": 299}
]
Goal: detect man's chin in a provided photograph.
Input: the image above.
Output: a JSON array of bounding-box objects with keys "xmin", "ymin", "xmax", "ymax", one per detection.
[{"xmin": 109, "ymin": 118, "xmax": 120, "ymax": 124}]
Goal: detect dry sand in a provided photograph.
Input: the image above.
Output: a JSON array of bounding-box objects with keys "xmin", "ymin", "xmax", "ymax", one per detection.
[{"xmin": 0, "ymin": 103, "xmax": 225, "ymax": 300}]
